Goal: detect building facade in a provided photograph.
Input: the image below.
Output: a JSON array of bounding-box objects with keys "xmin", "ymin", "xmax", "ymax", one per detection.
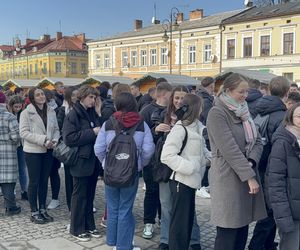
[
  {"xmin": 221, "ymin": 2, "xmax": 300, "ymax": 82},
  {"xmin": 87, "ymin": 9, "xmax": 240, "ymax": 80},
  {"xmin": 0, "ymin": 32, "xmax": 88, "ymax": 81}
]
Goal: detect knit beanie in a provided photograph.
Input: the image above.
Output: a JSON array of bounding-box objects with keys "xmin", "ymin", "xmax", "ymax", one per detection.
[{"xmin": 0, "ymin": 91, "xmax": 6, "ymax": 104}]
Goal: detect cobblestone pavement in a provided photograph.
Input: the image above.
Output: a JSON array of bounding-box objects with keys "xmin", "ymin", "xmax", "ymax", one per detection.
[{"xmin": 0, "ymin": 167, "xmax": 267, "ymax": 250}]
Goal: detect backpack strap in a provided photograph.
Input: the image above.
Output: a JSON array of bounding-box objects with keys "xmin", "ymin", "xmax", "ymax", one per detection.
[
  {"xmin": 127, "ymin": 120, "xmax": 142, "ymax": 137},
  {"xmin": 110, "ymin": 116, "xmax": 121, "ymax": 134},
  {"xmin": 178, "ymin": 124, "xmax": 188, "ymax": 155}
]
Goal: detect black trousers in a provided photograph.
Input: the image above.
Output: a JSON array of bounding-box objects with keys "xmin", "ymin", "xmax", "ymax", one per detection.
[
  {"xmin": 25, "ymin": 151, "xmax": 53, "ymax": 212},
  {"xmin": 49, "ymin": 158, "xmax": 61, "ymax": 200},
  {"xmin": 214, "ymin": 225, "xmax": 249, "ymax": 250},
  {"xmin": 169, "ymin": 179, "xmax": 195, "ymax": 250},
  {"xmin": 64, "ymin": 164, "xmax": 73, "ymax": 211},
  {"xmin": 0, "ymin": 183, "xmax": 17, "ymax": 209},
  {"xmin": 143, "ymin": 165, "xmax": 161, "ymax": 224},
  {"xmin": 70, "ymin": 167, "xmax": 99, "ymax": 236}
]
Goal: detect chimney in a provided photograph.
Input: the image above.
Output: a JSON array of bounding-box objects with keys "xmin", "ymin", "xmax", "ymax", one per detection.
[
  {"xmin": 15, "ymin": 39, "xmax": 21, "ymax": 48},
  {"xmin": 134, "ymin": 20, "xmax": 143, "ymax": 30},
  {"xmin": 75, "ymin": 33, "xmax": 86, "ymax": 43},
  {"xmin": 43, "ymin": 34, "xmax": 50, "ymax": 41},
  {"xmin": 189, "ymin": 9, "xmax": 204, "ymax": 20},
  {"xmin": 153, "ymin": 20, "xmax": 160, "ymax": 24},
  {"xmin": 56, "ymin": 31, "xmax": 62, "ymax": 41},
  {"xmin": 177, "ymin": 12, "xmax": 184, "ymax": 23},
  {"xmin": 245, "ymin": 0, "xmax": 254, "ymax": 7}
]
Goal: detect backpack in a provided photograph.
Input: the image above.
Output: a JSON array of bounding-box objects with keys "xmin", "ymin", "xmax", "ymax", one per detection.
[
  {"xmin": 104, "ymin": 116, "xmax": 141, "ymax": 188},
  {"xmin": 152, "ymin": 125, "xmax": 188, "ymax": 183},
  {"xmin": 254, "ymin": 114, "xmax": 270, "ymax": 146}
]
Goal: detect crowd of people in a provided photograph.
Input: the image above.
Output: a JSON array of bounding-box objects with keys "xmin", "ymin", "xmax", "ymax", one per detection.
[{"xmin": 0, "ymin": 75, "xmax": 300, "ymax": 250}]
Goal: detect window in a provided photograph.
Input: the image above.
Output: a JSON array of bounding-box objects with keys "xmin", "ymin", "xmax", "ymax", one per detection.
[
  {"xmin": 141, "ymin": 50, "xmax": 147, "ymax": 66},
  {"xmin": 150, "ymin": 49, "xmax": 157, "ymax": 65},
  {"xmin": 95, "ymin": 55, "xmax": 101, "ymax": 69},
  {"xmin": 131, "ymin": 51, "xmax": 137, "ymax": 67},
  {"xmin": 42, "ymin": 63, "xmax": 47, "ymax": 74},
  {"xmin": 81, "ymin": 63, "xmax": 87, "ymax": 74},
  {"xmin": 55, "ymin": 62, "xmax": 62, "ymax": 73},
  {"xmin": 260, "ymin": 35, "xmax": 270, "ymax": 56},
  {"xmin": 243, "ymin": 37, "xmax": 252, "ymax": 58},
  {"xmin": 161, "ymin": 48, "xmax": 168, "ymax": 65},
  {"xmin": 122, "ymin": 51, "xmax": 128, "ymax": 67},
  {"xmin": 23, "ymin": 66, "xmax": 27, "ymax": 76},
  {"xmin": 227, "ymin": 39, "xmax": 235, "ymax": 59},
  {"xmin": 283, "ymin": 72, "xmax": 293, "ymax": 81},
  {"xmin": 204, "ymin": 44, "xmax": 212, "ymax": 63},
  {"xmin": 34, "ymin": 63, "xmax": 38, "ymax": 74},
  {"xmin": 71, "ymin": 62, "xmax": 77, "ymax": 74},
  {"xmin": 283, "ymin": 33, "xmax": 294, "ymax": 54},
  {"xmin": 104, "ymin": 54, "xmax": 110, "ymax": 68},
  {"xmin": 189, "ymin": 45, "xmax": 196, "ymax": 64}
]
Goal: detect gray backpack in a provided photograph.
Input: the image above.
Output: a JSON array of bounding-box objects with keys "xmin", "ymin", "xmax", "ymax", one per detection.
[{"xmin": 104, "ymin": 116, "xmax": 141, "ymax": 187}]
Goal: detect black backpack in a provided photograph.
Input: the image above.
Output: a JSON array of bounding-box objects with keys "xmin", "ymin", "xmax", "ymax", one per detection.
[
  {"xmin": 254, "ymin": 114, "xmax": 270, "ymax": 146},
  {"xmin": 152, "ymin": 125, "xmax": 188, "ymax": 183},
  {"xmin": 104, "ymin": 116, "xmax": 141, "ymax": 187}
]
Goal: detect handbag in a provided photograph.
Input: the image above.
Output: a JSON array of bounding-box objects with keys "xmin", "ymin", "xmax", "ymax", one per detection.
[{"xmin": 52, "ymin": 138, "xmax": 78, "ymax": 166}]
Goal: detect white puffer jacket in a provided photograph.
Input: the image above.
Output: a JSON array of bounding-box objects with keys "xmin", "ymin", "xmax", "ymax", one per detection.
[{"xmin": 161, "ymin": 120, "xmax": 211, "ymax": 189}]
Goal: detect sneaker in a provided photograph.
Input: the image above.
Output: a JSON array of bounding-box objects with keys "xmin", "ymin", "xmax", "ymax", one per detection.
[
  {"xmin": 73, "ymin": 233, "xmax": 90, "ymax": 242},
  {"xmin": 21, "ymin": 191, "xmax": 28, "ymax": 200},
  {"xmin": 47, "ymin": 199, "xmax": 60, "ymax": 209},
  {"xmin": 40, "ymin": 211, "xmax": 54, "ymax": 222},
  {"xmin": 100, "ymin": 217, "xmax": 107, "ymax": 228},
  {"xmin": 133, "ymin": 247, "xmax": 141, "ymax": 250},
  {"xmin": 190, "ymin": 243, "xmax": 202, "ymax": 250},
  {"xmin": 5, "ymin": 206, "xmax": 21, "ymax": 216},
  {"xmin": 142, "ymin": 223, "xmax": 154, "ymax": 239},
  {"xmin": 65, "ymin": 224, "xmax": 70, "ymax": 231},
  {"xmin": 88, "ymin": 229, "xmax": 101, "ymax": 238},
  {"xmin": 196, "ymin": 187, "xmax": 210, "ymax": 199},
  {"xmin": 30, "ymin": 213, "xmax": 46, "ymax": 224}
]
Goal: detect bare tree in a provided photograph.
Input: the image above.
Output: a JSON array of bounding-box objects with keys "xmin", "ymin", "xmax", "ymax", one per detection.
[{"xmin": 254, "ymin": 0, "xmax": 275, "ymax": 6}]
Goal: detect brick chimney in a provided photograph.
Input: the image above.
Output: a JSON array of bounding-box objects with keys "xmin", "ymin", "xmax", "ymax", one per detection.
[
  {"xmin": 134, "ymin": 20, "xmax": 143, "ymax": 30},
  {"xmin": 75, "ymin": 33, "xmax": 86, "ymax": 43},
  {"xmin": 177, "ymin": 12, "xmax": 184, "ymax": 23},
  {"xmin": 56, "ymin": 32, "xmax": 62, "ymax": 41},
  {"xmin": 189, "ymin": 9, "xmax": 204, "ymax": 20},
  {"xmin": 43, "ymin": 34, "xmax": 50, "ymax": 41}
]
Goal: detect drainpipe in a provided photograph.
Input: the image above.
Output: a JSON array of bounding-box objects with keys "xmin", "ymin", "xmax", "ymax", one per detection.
[
  {"xmin": 219, "ymin": 25, "xmax": 225, "ymax": 74},
  {"xmin": 179, "ymin": 29, "xmax": 182, "ymax": 75}
]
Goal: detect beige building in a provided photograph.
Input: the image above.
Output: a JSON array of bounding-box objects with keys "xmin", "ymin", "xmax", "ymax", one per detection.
[{"xmin": 87, "ymin": 9, "xmax": 241, "ymax": 80}]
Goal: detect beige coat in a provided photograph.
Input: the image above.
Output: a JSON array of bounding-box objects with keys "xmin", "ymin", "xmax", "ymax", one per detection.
[
  {"xmin": 161, "ymin": 120, "xmax": 210, "ymax": 189},
  {"xmin": 19, "ymin": 104, "xmax": 60, "ymax": 153},
  {"xmin": 206, "ymin": 98, "xmax": 267, "ymax": 228}
]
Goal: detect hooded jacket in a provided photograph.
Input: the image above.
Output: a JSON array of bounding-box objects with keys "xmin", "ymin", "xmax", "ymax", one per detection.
[
  {"xmin": 266, "ymin": 126, "xmax": 300, "ymax": 233},
  {"xmin": 246, "ymin": 88, "xmax": 262, "ymax": 119},
  {"xmin": 101, "ymin": 99, "xmax": 115, "ymax": 122},
  {"xmin": 197, "ymin": 86, "xmax": 214, "ymax": 125},
  {"xmin": 138, "ymin": 93, "xmax": 153, "ymax": 111},
  {"xmin": 255, "ymin": 95, "xmax": 287, "ymax": 172}
]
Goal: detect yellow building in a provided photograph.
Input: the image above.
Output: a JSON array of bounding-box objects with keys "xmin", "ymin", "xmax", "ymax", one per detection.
[
  {"xmin": 0, "ymin": 32, "xmax": 88, "ymax": 82},
  {"xmin": 221, "ymin": 2, "xmax": 300, "ymax": 83},
  {"xmin": 87, "ymin": 9, "xmax": 241, "ymax": 80}
]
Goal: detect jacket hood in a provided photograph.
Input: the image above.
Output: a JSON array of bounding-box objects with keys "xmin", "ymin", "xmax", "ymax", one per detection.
[
  {"xmin": 246, "ymin": 88, "xmax": 262, "ymax": 102},
  {"xmin": 197, "ymin": 87, "xmax": 214, "ymax": 101},
  {"xmin": 256, "ymin": 95, "xmax": 287, "ymax": 116},
  {"xmin": 113, "ymin": 111, "xmax": 141, "ymax": 128}
]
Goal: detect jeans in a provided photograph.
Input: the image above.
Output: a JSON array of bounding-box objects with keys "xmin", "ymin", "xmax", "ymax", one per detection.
[
  {"xmin": 214, "ymin": 225, "xmax": 249, "ymax": 250},
  {"xmin": 0, "ymin": 183, "xmax": 17, "ymax": 209},
  {"xmin": 143, "ymin": 165, "xmax": 161, "ymax": 224},
  {"xmin": 49, "ymin": 158, "xmax": 61, "ymax": 200},
  {"xmin": 105, "ymin": 176, "xmax": 139, "ymax": 250},
  {"xmin": 279, "ymin": 220, "xmax": 300, "ymax": 250},
  {"xmin": 25, "ymin": 151, "xmax": 53, "ymax": 212},
  {"xmin": 159, "ymin": 181, "xmax": 200, "ymax": 246},
  {"xmin": 17, "ymin": 146, "xmax": 28, "ymax": 193}
]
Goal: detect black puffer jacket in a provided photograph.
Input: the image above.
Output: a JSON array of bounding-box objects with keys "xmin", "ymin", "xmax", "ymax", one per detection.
[
  {"xmin": 138, "ymin": 93, "xmax": 153, "ymax": 111},
  {"xmin": 101, "ymin": 99, "xmax": 115, "ymax": 122},
  {"xmin": 197, "ymin": 87, "xmax": 214, "ymax": 125},
  {"xmin": 266, "ymin": 126, "xmax": 300, "ymax": 233},
  {"xmin": 62, "ymin": 101, "xmax": 102, "ymax": 177},
  {"xmin": 255, "ymin": 95, "xmax": 287, "ymax": 172},
  {"xmin": 246, "ymin": 88, "xmax": 262, "ymax": 118}
]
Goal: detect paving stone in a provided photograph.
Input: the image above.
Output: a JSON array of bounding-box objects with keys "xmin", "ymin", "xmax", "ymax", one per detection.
[
  {"xmin": 76, "ymin": 237, "xmax": 105, "ymax": 248},
  {"xmin": 29, "ymin": 238, "xmax": 84, "ymax": 250}
]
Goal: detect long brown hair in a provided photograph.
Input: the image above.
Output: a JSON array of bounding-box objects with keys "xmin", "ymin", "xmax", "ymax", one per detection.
[
  {"xmin": 181, "ymin": 94, "xmax": 203, "ymax": 126},
  {"xmin": 165, "ymin": 86, "xmax": 188, "ymax": 125}
]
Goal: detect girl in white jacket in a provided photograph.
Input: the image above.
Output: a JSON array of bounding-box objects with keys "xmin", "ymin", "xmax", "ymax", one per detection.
[{"xmin": 161, "ymin": 93, "xmax": 210, "ymax": 250}]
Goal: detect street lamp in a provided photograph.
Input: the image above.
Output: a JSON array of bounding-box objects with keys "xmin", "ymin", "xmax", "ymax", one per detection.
[{"xmin": 162, "ymin": 7, "xmax": 180, "ymax": 74}]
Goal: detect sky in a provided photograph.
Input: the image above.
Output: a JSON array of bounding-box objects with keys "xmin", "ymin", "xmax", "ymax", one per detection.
[{"xmin": 0, "ymin": 0, "xmax": 245, "ymax": 45}]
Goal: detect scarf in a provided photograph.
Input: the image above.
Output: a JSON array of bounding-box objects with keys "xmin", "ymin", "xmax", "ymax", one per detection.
[
  {"xmin": 113, "ymin": 111, "xmax": 141, "ymax": 128},
  {"xmin": 219, "ymin": 93, "xmax": 257, "ymax": 156}
]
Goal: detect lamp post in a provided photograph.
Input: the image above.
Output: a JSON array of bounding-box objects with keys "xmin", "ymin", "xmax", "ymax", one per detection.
[{"xmin": 162, "ymin": 7, "xmax": 180, "ymax": 74}]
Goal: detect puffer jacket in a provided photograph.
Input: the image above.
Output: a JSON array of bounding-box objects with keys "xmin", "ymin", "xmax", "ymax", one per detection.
[
  {"xmin": 161, "ymin": 120, "xmax": 210, "ymax": 189},
  {"xmin": 19, "ymin": 104, "xmax": 60, "ymax": 153},
  {"xmin": 197, "ymin": 86, "xmax": 214, "ymax": 125},
  {"xmin": 246, "ymin": 88, "xmax": 262, "ymax": 119},
  {"xmin": 266, "ymin": 126, "xmax": 300, "ymax": 233},
  {"xmin": 94, "ymin": 118, "xmax": 155, "ymax": 171}
]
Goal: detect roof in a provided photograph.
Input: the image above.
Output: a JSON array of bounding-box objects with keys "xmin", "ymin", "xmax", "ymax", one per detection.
[
  {"xmin": 0, "ymin": 45, "xmax": 15, "ymax": 52},
  {"xmin": 89, "ymin": 10, "xmax": 242, "ymax": 43},
  {"xmin": 2, "ymin": 79, "xmax": 40, "ymax": 88},
  {"xmin": 222, "ymin": 2, "xmax": 300, "ymax": 25},
  {"xmin": 215, "ymin": 68, "xmax": 278, "ymax": 84},
  {"xmin": 39, "ymin": 37, "xmax": 85, "ymax": 52},
  {"xmin": 85, "ymin": 75, "xmax": 134, "ymax": 85},
  {"xmin": 37, "ymin": 77, "xmax": 85, "ymax": 86},
  {"xmin": 133, "ymin": 72, "xmax": 200, "ymax": 87}
]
